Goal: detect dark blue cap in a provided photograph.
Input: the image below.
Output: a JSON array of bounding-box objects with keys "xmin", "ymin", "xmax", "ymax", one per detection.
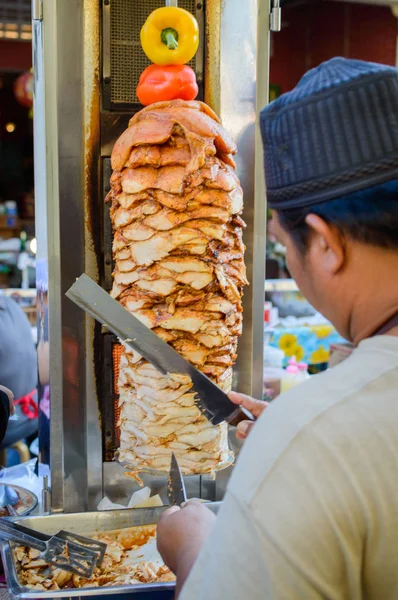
[{"xmin": 260, "ymin": 57, "xmax": 398, "ymax": 209}]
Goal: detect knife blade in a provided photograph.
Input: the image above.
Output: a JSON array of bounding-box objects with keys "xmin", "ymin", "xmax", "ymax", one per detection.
[
  {"xmin": 168, "ymin": 453, "xmax": 187, "ymax": 506},
  {"xmin": 66, "ymin": 274, "xmax": 254, "ymax": 426}
]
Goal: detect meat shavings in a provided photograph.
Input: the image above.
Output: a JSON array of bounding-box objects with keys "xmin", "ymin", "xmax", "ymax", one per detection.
[{"xmin": 13, "ymin": 526, "xmax": 174, "ymax": 591}]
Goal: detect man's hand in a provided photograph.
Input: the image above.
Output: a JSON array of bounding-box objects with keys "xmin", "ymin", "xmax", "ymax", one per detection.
[
  {"xmin": 157, "ymin": 501, "xmax": 216, "ymax": 597},
  {"xmin": 229, "ymin": 391, "xmax": 268, "ymax": 440},
  {"xmin": 0, "ymin": 385, "xmax": 14, "ymax": 415}
]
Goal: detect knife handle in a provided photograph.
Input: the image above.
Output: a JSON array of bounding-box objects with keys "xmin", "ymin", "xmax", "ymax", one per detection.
[{"xmin": 228, "ymin": 407, "xmax": 256, "ymax": 427}]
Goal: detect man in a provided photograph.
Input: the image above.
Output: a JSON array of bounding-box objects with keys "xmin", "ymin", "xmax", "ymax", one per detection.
[
  {"xmin": 0, "ymin": 295, "xmax": 37, "ymax": 450},
  {"xmin": 0, "ymin": 386, "xmax": 14, "ymax": 444},
  {"xmin": 157, "ymin": 57, "xmax": 398, "ymax": 598}
]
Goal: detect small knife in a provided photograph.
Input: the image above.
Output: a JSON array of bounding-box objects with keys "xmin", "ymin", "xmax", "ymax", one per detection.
[
  {"xmin": 168, "ymin": 453, "xmax": 187, "ymax": 506},
  {"xmin": 66, "ymin": 274, "xmax": 255, "ymax": 426}
]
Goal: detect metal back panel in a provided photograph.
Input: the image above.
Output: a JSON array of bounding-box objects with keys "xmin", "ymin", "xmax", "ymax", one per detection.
[
  {"xmin": 101, "ymin": 333, "xmax": 123, "ymax": 462},
  {"xmin": 104, "ymin": 0, "xmax": 203, "ymax": 108}
]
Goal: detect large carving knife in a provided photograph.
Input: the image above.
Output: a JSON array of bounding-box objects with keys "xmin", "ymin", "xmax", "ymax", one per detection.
[{"xmin": 66, "ymin": 274, "xmax": 254, "ymax": 426}]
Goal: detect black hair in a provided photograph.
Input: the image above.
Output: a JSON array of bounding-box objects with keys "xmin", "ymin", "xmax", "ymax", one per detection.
[{"xmin": 277, "ymin": 180, "xmax": 398, "ymax": 252}]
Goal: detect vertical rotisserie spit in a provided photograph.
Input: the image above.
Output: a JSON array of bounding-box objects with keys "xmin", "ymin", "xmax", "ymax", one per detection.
[{"xmin": 107, "ymin": 99, "xmax": 247, "ymax": 474}]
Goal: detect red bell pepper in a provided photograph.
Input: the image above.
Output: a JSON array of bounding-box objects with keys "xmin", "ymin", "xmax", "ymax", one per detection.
[{"xmin": 136, "ymin": 64, "xmax": 198, "ymax": 106}]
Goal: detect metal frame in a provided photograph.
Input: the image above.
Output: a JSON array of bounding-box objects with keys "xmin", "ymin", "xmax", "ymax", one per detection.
[
  {"xmin": 34, "ymin": 0, "xmax": 270, "ymax": 513},
  {"xmin": 101, "ymin": 0, "xmax": 205, "ymax": 111},
  {"xmin": 208, "ymin": 0, "xmax": 269, "ymax": 398},
  {"xmin": 102, "ymin": 159, "xmax": 113, "ymax": 291},
  {"xmin": 101, "ymin": 332, "xmax": 117, "ymax": 462},
  {"xmin": 33, "ymin": 0, "xmax": 103, "ymax": 513}
]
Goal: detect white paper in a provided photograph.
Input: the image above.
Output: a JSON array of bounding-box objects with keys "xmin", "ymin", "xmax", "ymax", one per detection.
[
  {"xmin": 97, "ymin": 487, "xmax": 163, "ymax": 511},
  {"xmin": 127, "ymin": 487, "xmax": 151, "ymax": 508},
  {"xmin": 97, "ymin": 497, "xmax": 126, "ymax": 511}
]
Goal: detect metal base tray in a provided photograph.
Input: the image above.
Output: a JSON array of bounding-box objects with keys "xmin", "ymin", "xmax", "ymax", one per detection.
[{"xmin": 1, "ymin": 504, "xmax": 220, "ymax": 599}]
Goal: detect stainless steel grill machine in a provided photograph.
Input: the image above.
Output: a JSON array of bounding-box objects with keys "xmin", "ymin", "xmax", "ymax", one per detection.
[{"xmin": 32, "ymin": 0, "xmax": 272, "ymax": 514}]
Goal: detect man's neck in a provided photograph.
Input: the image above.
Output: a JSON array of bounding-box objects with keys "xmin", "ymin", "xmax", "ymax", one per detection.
[
  {"xmin": 348, "ymin": 252, "xmax": 398, "ymax": 345},
  {"xmin": 352, "ymin": 308, "xmax": 398, "ymax": 345}
]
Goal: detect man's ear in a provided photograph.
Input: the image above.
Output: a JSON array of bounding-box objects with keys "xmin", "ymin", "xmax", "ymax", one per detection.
[{"xmin": 305, "ymin": 214, "xmax": 346, "ymax": 274}]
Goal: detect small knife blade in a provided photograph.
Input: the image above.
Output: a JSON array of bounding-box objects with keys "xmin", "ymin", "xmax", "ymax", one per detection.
[
  {"xmin": 66, "ymin": 274, "xmax": 254, "ymax": 426},
  {"xmin": 168, "ymin": 453, "xmax": 187, "ymax": 506}
]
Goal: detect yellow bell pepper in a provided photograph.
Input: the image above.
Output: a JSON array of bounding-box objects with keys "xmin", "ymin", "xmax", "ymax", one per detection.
[{"xmin": 140, "ymin": 7, "xmax": 199, "ymax": 66}]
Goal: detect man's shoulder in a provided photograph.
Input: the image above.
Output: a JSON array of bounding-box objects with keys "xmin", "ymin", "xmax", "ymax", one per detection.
[
  {"xmin": 228, "ymin": 343, "xmax": 398, "ymax": 506},
  {"xmin": 0, "ymin": 296, "xmax": 31, "ymax": 331}
]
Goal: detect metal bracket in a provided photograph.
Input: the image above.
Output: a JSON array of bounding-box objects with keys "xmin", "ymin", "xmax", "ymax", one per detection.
[
  {"xmin": 102, "ymin": 158, "xmax": 113, "ymax": 291},
  {"xmin": 32, "ymin": 0, "xmax": 43, "ymax": 21},
  {"xmin": 101, "ymin": 0, "xmax": 113, "ymax": 109},
  {"xmin": 42, "ymin": 475, "xmax": 51, "ymax": 514},
  {"xmin": 270, "ymin": 0, "xmax": 281, "ymax": 32}
]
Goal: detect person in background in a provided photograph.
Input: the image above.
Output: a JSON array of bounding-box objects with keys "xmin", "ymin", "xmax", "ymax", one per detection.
[
  {"xmin": 0, "ymin": 296, "xmax": 38, "ymax": 452},
  {"xmin": 157, "ymin": 58, "xmax": 398, "ymax": 599},
  {"xmin": 0, "ymin": 386, "xmax": 14, "ymax": 444}
]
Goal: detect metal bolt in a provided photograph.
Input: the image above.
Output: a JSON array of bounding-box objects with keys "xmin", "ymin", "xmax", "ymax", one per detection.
[{"xmin": 270, "ymin": 0, "xmax": 282, "ymax": 32}]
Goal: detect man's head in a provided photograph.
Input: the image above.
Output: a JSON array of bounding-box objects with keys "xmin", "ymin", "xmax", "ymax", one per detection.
[{"xmin": 261, "ymin": 58, "xmax": 398, "ymax": 342}]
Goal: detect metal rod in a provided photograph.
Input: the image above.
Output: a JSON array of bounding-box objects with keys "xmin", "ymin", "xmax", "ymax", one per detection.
[
  {"xmin": 165, "ymin": 0, "xmax": 178, "ymax": 6},
  {"xmin": 270, "ymin": 0, "xmax": 282, "ymax": 32},
  {"xmin": 42, "ymin": 475, "xmax": 51, "ymax": 514}
]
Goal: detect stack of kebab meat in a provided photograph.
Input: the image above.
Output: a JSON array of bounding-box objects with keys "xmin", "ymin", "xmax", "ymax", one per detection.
[
  {"xmin": 107, "ymin": 100, "xmax": 248, "ymax": 475},
  {"xmin": 109, "ymin": 100, "xmax": 247, "ymax": 474}
]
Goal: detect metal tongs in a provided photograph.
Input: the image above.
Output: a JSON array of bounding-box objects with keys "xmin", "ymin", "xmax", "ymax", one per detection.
[{"xmin": 0, "ymin": 519, "xmax": 107, "ymax": 578}]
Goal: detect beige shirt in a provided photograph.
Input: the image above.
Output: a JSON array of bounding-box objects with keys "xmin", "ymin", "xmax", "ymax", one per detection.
[{"xmin": 180, "ymin": 336, "xmax": 398, "ymax": 599}]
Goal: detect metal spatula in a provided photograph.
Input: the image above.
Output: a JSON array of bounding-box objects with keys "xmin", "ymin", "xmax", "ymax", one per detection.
[{"xmin": 0, "ymin": 519, "xmax": 106, "ymax": 578}]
